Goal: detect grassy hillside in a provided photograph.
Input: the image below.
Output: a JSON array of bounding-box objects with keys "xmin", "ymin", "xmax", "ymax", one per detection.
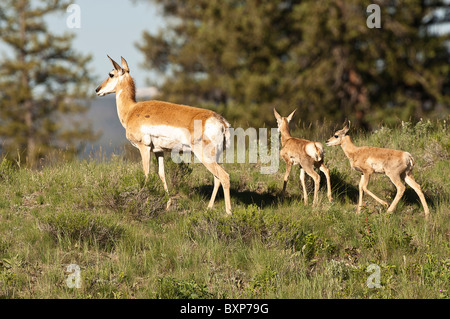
[{"xmin": 0, "ymin": 119, "xmax": 449, "ymax": 299}]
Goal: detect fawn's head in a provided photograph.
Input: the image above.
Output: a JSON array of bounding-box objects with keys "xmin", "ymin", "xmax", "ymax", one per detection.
[
  {"xmin": 96, "ymin": 55, "xmax": 131, "ymax": 96},
  {"xmin": 273, "ymin": 108, "xmax": 296, "ymax": 133},
  {"xmin": 326, "ymin": 121, "xmax": 351, "ymax": 146}
]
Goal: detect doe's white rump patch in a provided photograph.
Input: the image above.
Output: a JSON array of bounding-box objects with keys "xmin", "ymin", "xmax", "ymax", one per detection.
[{"xmin": 204, "ymin": 117, "xmax": 226, "ymax": 146}]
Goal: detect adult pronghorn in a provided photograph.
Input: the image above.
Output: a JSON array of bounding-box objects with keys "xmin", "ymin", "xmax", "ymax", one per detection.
[
  {"xmin": 96, "ymin": 56, "xmax": 232, "ymax": 215},
  {"xmin": 326, "ymin": 121, "xmax": 430, "ymax": 218},
  {"xmin": 274, "ymin": 109, "xmax": 333, "ymax": 206}
]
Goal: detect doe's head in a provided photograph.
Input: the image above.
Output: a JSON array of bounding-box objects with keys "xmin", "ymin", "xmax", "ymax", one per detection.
[
  {"xmin": 95, "ymin": 55, "xmax": 130, "ymax": 96},
  {"xmin": 326, "ymin": 121, "xmax": 351, "ymax": 146},
  {"xmin": 273, "ymin": 108, "xmax": 296, "ymax": 133}
]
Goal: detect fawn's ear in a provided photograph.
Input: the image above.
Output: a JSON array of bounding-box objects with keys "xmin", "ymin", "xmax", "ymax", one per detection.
[
  {"xmin": 343, "ymin": 120, "xmax": 351, "ymax": 134},
  {"xmin": 286, "ymin": 109, "xmax": 296, "ymax": 123},
  {"xmin": 273, "ymin": 108, "xmax": 282, "ymax": 122}
]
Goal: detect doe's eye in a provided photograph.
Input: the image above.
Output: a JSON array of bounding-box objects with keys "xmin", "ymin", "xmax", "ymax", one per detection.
[
  {"xmin": 334, "ymin": 135, "xmax": 338, "ymax": 138},
  {"xmin": 109, "ymin": 73, "xmax": 114, "ymax": 78}
]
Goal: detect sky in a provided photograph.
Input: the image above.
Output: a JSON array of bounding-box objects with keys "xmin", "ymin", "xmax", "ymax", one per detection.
[
  {"xmin": 47, "ymin": 0, "xmax": 166, "ymax": 89},
  {"xmin": 44, "ymin": 0, "xmax": 167, "ymax": 152}
]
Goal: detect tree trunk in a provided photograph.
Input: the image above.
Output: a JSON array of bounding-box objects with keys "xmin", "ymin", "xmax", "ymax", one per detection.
[{"xmin": 19, "ymin": 0, "xmax": 36, "ymax": 167}]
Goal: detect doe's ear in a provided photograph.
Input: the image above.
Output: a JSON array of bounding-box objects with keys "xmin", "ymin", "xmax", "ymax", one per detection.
[
  {"xmin": 121, "ymin": 56, "xmax": 130, "ymax": 73},
  {"xmin": 107, "ymin": 55, "xmax": 122, "ymax": 72}
]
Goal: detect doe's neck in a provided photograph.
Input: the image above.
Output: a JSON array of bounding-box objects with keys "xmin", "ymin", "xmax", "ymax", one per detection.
[{"xmin": 115, "ymin": 75, "xmax": 137, "ymax": 128}]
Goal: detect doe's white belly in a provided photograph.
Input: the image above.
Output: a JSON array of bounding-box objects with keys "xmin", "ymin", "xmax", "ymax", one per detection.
[{"xmin": 140, "ymin": 125, "xmax": 192, "ymax": 152}]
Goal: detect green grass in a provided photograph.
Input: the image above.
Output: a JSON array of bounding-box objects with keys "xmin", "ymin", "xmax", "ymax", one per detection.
[{"xmin": 0, "ymin": 119, "xmax": 449, "ymax": 299}]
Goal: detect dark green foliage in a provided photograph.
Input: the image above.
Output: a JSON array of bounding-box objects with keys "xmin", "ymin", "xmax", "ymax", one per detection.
[{"xmin": 137, "ymin": 0, "xmax": 449, "ymax": 128}]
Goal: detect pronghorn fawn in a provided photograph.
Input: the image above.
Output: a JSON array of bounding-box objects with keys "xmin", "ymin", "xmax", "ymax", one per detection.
[
  {"xmin": 326, "ymin": 122, "xmax": 430, "ymax": 218},
  {"xmin": 96, "ymin": 56, "xmax": 232, "ymax": 215},
  {"xmin": 274, "ymin": 109, "xmax": 333, "ymax": 206}
]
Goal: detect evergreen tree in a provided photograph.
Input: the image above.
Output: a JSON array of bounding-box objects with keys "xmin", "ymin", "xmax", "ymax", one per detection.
[
  {"xmin": 137, "ymin": 0, "xmax": 449, "ymax": 128},
  {"xmin": 0, "ymin": 0, "xmax": 97, "ymax": 167},
  {"xmin": 289, "ymin": 0, "xmax": 450, "ymax": 128},
  {"xmin": 137, "ymin": 0, "xmax": 302, "ymax": 127}
]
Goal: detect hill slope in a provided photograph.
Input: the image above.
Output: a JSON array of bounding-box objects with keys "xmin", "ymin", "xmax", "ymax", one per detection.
[{"xmin": 0, "ymin": 119, "xmax": 448, "ymax": 299}]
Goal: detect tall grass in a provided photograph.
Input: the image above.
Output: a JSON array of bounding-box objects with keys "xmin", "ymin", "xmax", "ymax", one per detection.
[{"xmin": 0, "ymin": 119, "xmax": 448, "ymax": 298}]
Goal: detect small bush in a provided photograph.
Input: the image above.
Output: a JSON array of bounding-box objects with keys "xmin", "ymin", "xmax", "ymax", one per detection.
[
  {"xmin": 156, "ymin": 276, "xmax": 214, "ymax": 299},
  {"xmin": 94, "ymin": 172, "xmax": 168, "ymax": 220},
  {"xmin": 187, "ymin": 205, "xmax": 268, "ymax": 243},
  {"xmin": 165, "ymin": 160, "xmax": 193, "ymax": 192},
  {"xmin": 218, "ymin": 205, "xmax": 267, "ymax": 242},
  {"xmin": 38, "ymin": 210, "xmax": 125, "ymax": 250},
  {"xmin": 248, "ymin": 268, "xmax": 278, "ymax": 297},
  {"xmin": 325, "ymin": 259, "xmax": 354, "ymax": 282}
]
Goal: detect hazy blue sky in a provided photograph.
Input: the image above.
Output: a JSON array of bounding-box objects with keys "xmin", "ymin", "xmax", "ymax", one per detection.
[{"xmin": 48, "ymin": 0, "xmax": 166, "ymax": 88}]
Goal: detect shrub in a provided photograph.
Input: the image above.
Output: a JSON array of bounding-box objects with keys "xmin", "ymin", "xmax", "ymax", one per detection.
[
  {"xmin": 38, "ymin": 210, "xmax": 125, "ymax": 250},
  {"xmin": 94, "ymin": 172, "xmax": 168, "ymax": 220},
  {"xmin": 248, "ymin": 268, "xmax": 278, "ymax": 297},
  {"xmin": 187, "ymin": 204, "xmax": 268, "ymax": 243},
  {"xmin": 165, "ymin": 160, "xmax": 193, "ymax": 192},
  {"xmin": 156, "ymin": 276, "xmax": 214, "ymax": 299}
]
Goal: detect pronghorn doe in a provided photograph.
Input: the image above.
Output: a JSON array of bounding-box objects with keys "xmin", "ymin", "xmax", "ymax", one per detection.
[
  {"xmin": 96, "ymin": 56, "xmax": 232, "ymax": 214},
  {"xmin": 274, "ymin": 109, "xmax": 333, "ymax": 205},
  {"xmin": 326, "ymin": 122, "xmax": 430, "ymax": 218}
]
